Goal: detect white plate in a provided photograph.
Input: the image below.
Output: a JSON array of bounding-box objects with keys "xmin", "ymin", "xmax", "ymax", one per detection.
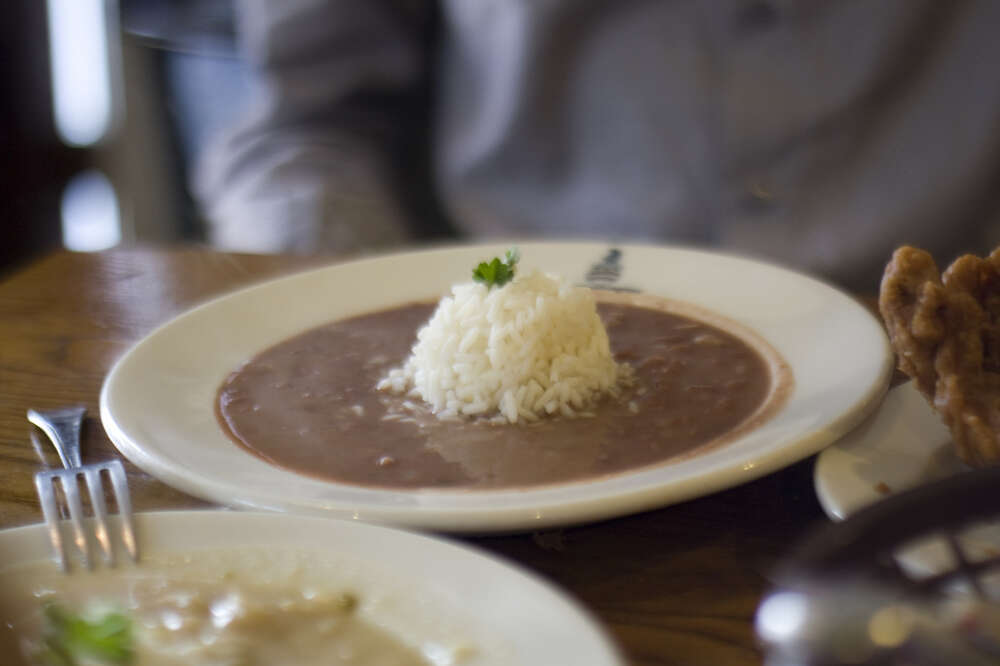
[
  {"xmin": 0, "ymin": 510, "xmax": 624, "ymax": 665},
  {"xmin": 814, "ymin": 382, "xmax": 964, "ymax": 521},
  {"xmin": 101, "ymin": 241, "xmax": 893, "ymax": 533},
  {"xmin": 813, "ymin": 383, "xmax": 1000, "ymax": 577}
]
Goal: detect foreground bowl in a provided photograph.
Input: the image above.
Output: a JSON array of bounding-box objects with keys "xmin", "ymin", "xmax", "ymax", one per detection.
[{"xmin": 0, "ymin": 510, "xmax": 624, "ymax": 665}]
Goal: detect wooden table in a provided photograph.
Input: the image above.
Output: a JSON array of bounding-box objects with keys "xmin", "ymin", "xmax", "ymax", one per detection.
[{"xmin": 0, "ymin": 247, "xmax": 836, "ymax": 665}]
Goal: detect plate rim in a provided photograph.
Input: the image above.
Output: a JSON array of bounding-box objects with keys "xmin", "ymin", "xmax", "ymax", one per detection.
[
  {"xmin": 813, "ymin": 381, "xmax": 960, "ymax": 522},
  {"xmin": 100, "ymin": 240, "xmax": 894, "ymax": 532}
]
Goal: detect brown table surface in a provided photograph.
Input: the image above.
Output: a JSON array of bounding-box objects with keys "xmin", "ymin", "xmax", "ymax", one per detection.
[{"xmin": 0, "ymin": 247, "xmax": 868, "ymax": 665}]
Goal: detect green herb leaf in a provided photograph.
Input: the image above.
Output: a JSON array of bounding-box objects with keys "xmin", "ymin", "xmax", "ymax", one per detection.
[
  {"xmin": 472, "ymin": 248, "xmax": 519, "ymax": 288},
  {"xmin": 37, "ymin": 602, "xmax": 134, "ymax": 666}
]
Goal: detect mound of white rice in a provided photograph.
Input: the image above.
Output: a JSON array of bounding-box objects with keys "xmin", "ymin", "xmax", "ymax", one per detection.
[{"xmin": 377, "ymin": 270, "xmax": 628, "ymax": 423}]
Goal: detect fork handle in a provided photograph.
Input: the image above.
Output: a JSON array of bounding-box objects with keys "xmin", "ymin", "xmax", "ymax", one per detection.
[{"xmin": 28, "ymin": 406, "xmax": 85, "ymax": 469}]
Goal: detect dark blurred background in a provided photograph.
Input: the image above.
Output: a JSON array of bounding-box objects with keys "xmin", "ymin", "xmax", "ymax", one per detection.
[
  {"xmin": 5, "ymin": 1, "xmax": 999, "ymax": 291},
  {"xmin": 1, "ymin": 0, "xmax": 244, "ymax": 276}
]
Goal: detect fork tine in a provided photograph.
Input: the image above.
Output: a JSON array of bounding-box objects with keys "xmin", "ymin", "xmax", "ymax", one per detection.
[
  {"xmin": 59, "ymin": 472, "xmax": 92, "ymax": 570},
  {"xmin": 83, "ymin": 466, "xmax": 114, "ymax": 566},
  {"xmin": 34, "ymin": 473, "xmax": 68, "ymax": 572},
  {"xmin": 106, "ymin": 460, "xmax": 137, "ymax": 562}
]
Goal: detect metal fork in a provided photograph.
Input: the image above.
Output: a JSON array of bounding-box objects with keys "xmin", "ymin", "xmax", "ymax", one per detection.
[{"xmin": 28, "ymin": 406, "xmax": 138, "ymax": 571}]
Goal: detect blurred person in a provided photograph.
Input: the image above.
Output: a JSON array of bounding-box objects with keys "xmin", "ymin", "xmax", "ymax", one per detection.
[{"xmin": 192, "ymin": 0, "xmax": 1000, "ymax": 290}]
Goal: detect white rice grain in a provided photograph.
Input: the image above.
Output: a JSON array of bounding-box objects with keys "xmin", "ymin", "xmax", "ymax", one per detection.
[{"xmin": 377, "ymin": 270, "xmax": 629, "ymax": 424}]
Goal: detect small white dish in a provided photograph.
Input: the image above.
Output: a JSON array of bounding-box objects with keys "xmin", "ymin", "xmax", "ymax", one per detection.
[
  {"xmin": 812, "ymin": 382, "xmax": 1000, "ymax": 577},
  {"xmin": 814, "ymin": 381, "xmax": 964, "ymax": 521},
  {"xmin": 0, "ymin": 510, "xmax": 624, "ymax": 666},
  {"xmin": 100, "ymin": 241, "xmax": 893, "ymax": 532}
]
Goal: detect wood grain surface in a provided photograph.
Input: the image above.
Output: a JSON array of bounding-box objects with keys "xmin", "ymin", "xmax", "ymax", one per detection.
[{"xmin": 0, "ymin": 247, "xmax": 846, "ymax": 665}]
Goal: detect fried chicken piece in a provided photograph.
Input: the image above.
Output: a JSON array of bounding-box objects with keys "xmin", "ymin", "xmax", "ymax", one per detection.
[{"xmin": 879, "ymin": 245, "xmax": 1000, "ymax": 467}]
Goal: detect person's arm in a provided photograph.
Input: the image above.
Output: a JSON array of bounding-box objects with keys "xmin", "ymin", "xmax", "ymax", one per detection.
[{"xmin": 192, "ymin": 0, "xmax": 433, "ymax": 254}]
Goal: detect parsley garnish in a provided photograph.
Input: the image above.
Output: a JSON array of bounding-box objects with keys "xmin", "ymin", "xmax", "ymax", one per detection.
[
  {"xmin": 472, "ymin": 248, "xmax": 520, "ymax": 288},
  {"xmin": 36, "ymin": 602, "xmax": 134, "ymax": 666}
]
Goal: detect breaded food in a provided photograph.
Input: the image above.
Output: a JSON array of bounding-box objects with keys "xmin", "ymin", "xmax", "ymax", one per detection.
[{"xmin": 879, "ymin": 246, "xmax": 1000, "ymax": 466}]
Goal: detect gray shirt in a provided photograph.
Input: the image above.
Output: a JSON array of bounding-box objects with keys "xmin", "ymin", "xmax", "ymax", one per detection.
[{"xmin": 194, "ymin": 0, "xmax": 1000, "ymax": 290}]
